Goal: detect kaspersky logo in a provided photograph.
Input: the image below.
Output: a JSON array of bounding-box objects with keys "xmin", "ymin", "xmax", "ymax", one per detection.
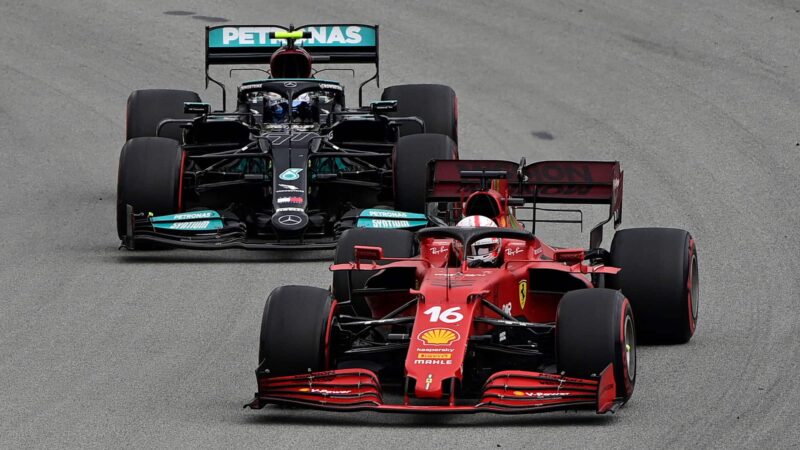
[{"xmin": 418, "ymin": 328, "xmax": 460, "ymax": 345}]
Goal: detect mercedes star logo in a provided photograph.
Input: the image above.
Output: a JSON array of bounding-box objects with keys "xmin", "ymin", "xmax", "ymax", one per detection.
[
  {"xmin": 277, "ymin": 214, "xmax": 302, "ymax": 226},
  {"xmin": 283, "ymin": 81, "xmax": 298, "ymax": 88}
]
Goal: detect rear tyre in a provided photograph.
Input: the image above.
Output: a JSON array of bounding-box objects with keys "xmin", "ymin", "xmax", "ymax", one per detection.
[
  {"xmin": 126, "ymin": 89, "xmax": 201, "ymax": 141},
  {"xmin": 258, "ymin": 286, "xmax": 334, "ymax": 375},
  {"xmin": 393, "ymin": 134, "xmax": 457, "ymax": 213},
  {"xmin": 557, "ymin": 288, "xmax": 636, "ymax": 400},
  {"xmin": 332, "ymin": 228, "xmax": 415, "ymax": 316},
  {"xmin": 382, "ymin": 84, "xmax": 458, "ymax": 143},
  {"xmin": 116, "ymin": 137, "xmax": 183, "ymax": 240},
  {"xmin": 607, "ymin": 228, "xmax": 699, "ymax": 344}
]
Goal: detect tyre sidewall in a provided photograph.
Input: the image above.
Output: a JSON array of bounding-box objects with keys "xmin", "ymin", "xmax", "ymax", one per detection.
[
  {"xmin": 116, "ymin": 137, "xmax": 183, "ymax": 239},
  {"xmin": 392, "ymin": 133, "xmax": 457, "ymax": 213},
  {"xmin": 259, "ymin": 286, "xmax": 333, "ymax": 375}
]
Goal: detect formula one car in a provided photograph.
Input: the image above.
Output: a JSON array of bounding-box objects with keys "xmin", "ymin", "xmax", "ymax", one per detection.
[
  {"xmin": 246, "ymin": 160, "xmax": 699, "ymax": 414},
  {"xmin": 117, "ymin": 24, "xmax": 458, "ymax": 250}
]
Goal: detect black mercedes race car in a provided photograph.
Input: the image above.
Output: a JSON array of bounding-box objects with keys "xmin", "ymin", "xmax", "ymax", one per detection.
[{"xmin": 117, "ymin": 24, "xmax": 458, "ymax": 250}]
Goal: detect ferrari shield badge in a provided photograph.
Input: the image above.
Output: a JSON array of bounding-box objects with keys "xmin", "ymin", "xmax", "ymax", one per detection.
[{"xmin": 518, "ymin": 279, "xmax": 528, "ymax": 309}]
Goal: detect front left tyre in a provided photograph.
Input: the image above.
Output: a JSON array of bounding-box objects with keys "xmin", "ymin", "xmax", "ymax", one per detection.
[{"xmin": 557, "ymin": 288, "xmax": 636, "ymax": 401}]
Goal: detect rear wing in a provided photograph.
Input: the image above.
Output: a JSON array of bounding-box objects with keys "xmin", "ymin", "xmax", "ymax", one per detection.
[
  {"xmin": 205, "ymin": 24, "xmax": 379, "ymax": 107},
  {"xmin": 427, "ymin": 159, "xmax": 623, "ymax": 248}
]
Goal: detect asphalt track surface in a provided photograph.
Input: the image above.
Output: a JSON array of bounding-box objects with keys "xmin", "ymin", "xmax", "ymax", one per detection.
[{"xmin": 2, "ymin": 0, "xmax": 799, "ymax": 448}]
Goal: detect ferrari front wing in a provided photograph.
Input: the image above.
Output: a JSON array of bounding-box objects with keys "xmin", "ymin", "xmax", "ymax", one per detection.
[{"xmin": 245, "ymin": 366, "xmax": 622, "ymax": 414}]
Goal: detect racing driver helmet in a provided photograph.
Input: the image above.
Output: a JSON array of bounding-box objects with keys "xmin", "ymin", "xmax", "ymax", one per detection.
[
  {"xmin": 270, "ymin": 46, "xmax": 313, "ymax": 78},
  {"xmin": 455, "ymin": 215, "xmax": 502, "ymax": 266}
]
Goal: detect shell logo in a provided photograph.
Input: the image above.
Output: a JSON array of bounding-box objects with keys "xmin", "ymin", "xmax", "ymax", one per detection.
[
  {"xmin": 513, "ymin": 391, "xmax": 525, "ymax": 397},
  {"xmin": 418, "ymin": 328, "xmax": 460, "ymax": 345}
]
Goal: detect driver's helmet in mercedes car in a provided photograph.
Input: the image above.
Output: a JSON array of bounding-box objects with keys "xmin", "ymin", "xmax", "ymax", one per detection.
[
  {"xmin": 455, "ymin": 215, "xmax": 502, "ymax": 266},
  {"xmin": 269, "ymin": 46, "xmax": 313, "ymax": 78}
]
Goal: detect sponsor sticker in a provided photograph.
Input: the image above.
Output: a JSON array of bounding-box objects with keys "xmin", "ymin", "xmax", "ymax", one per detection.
[
  {"xmin": 416, "ymin": 347, "xmax": 454, "ymax": 353},
  {"xmin": 356, "ymin": 209, "xmax": 427, "ymax": 229},
  {"xmin": 519, "ymin": 279, "xmax": 528, "ymax": 309},
  {"xmin": 208, "ymin": 25, "xmax": 376, "ymax": 48},
  {"xmin": 298, "ymin": 387, "xmax": 352, "ymax": 395},
  {"xmin": 414, "ymin": 359, "xmax": 453, "ymax": 365},
  {"xmin": 363, "ymin": 209, "xmax": 410, "ymax": 218},
  {"xmin": 277, "ymin": 197, "xmax": 304, "ymax": 204},
  {"xmin": 150, "ymin": 210, "xmax": 223, "ymax": 231},
  {"xmin": 430, "ymin": 246, "xmax": 448, "ymax": 255},
  {"xmin": 278, "ymin": 168, "xmax": 303, "ymax": 181},
  {"xmin": 370, "ymin": 219, "xmax": 410, "ymax": 228},
  {"xmin": 418, "ymin": 328, "xmax": 460, "ymax": 345},
  {"xmin": 512, "ymin": 391, "xmax": 568, "ymax": 398},
  {"xmin": 417, "ymin": 352, "xmax": 452, "ymax": 359},
  {"xmin": 506, "ymin": 246, "xmax": 524, "ymax": 256},
  {"xmin": 318, "ymin": 83, "xmax": 342, "ymax": 91},
  {"xmin": 278, "ymin": 183, "xmax": 300, "ymax": 191}
]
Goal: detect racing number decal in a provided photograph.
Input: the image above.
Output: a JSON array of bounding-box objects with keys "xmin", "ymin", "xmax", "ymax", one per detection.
[
  {"xmin": 423, "ymin": 306, "xmax": 463, "ymax": 324},
  {"xmin": 519, "ymin": 279, "xmax": 527, "ymax": 309},
  {"xmin": 279, "ymin": 168, "xmax": 303, "ymax": 181}
]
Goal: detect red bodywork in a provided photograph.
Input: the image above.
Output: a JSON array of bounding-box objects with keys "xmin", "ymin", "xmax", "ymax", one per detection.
[{"xmin": 249, "ymin": 159, "xmax": 627, "ymax": 414}]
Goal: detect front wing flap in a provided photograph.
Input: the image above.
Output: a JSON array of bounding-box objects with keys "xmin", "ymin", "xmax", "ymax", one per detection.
[
  {"xmin": 247, "ymin": 365, "xmax": 622, "ymax": 414},
  {"xmin": 121, "ymin": 205, "xmax": 338, "ymax": 250}
]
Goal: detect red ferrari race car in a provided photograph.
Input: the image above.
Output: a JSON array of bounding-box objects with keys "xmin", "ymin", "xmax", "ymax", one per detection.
[{"xmin": 245, "ymin": 159, "xmax": 699, "ymax": 414}]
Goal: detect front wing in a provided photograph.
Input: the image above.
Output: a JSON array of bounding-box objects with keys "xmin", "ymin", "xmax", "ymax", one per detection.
[
  {"xmin": 120, "ymin": 205, "xmax": 338, "ymax": 251},
  {"xmin": 245, "ymin": 366, "xmax": 622, "ymax": 414}
]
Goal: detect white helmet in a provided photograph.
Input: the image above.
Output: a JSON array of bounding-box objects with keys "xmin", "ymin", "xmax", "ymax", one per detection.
[{"xmin": 455, "ymin": 215, "xmax": 501, "ymax": 265}]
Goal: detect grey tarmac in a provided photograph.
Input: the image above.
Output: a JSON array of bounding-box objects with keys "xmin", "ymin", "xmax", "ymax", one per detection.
[{"xmin": 1, "ymin": 0, "xmax": 798, "ymax": 448}]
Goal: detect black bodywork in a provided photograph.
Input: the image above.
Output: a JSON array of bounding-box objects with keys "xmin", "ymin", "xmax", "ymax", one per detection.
[
  {"xmin": 121, "ymin": 24, "xmax": 437, "ymax": 250},
  {"xmin": 122, "ymin": 79, "xmax": 425, "ymax": 250}
]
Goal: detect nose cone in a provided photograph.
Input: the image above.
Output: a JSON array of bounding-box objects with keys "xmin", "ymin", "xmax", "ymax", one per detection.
[{"xmin": 271, "ymin": 209, "xmax": 309, "ymax": 231}]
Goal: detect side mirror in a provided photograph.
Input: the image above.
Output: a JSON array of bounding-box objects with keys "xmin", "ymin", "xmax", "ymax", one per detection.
[
  {"xmin": 354, "ymin": 245, "xmax": 384, "ymax": 262},
  {"xmin": 370, "ymin": 100, "xmax": 398, "ymax": 114},
  {"xmin": 553, "ymin": 249, "xmax": 585, "ymax": 264},
  {"xmin": 184, "ymin": 102, "xmax": 210, "ymax": 114}
]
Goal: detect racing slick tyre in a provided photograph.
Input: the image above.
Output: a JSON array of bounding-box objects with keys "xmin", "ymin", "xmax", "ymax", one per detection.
[
  {"xmin": 382, "ymin": 84, "xmax": 458, "ymax": 143},
  {"xmin": 393, "ymin": 134, "xmax": 457, "ymax": 214},
  {"xmin": 557, "ymin": 288, "xmax": 636, "ymax": 400},
  {"xmin": 126, "ymin": 89, "xmax": 201, "ymax": 142},
  {"xmin": 332, "ymin": 228, "xmax": 415, "ymax": 316},
  {"xmin": 607, "ymin": 228, "xmax": 699, "ymax": 344},
  {"xmin": 258, "ymin": 286, "xmax": 334, "ymax": 375},
  {"xmin": 116, "ymin": 137, "xmax": 183, "ymax": 240}
]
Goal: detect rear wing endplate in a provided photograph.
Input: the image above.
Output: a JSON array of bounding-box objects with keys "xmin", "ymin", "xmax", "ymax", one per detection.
[{"xmin": 427, "ymin": 159, "xmax": 623, "ymax": 248}]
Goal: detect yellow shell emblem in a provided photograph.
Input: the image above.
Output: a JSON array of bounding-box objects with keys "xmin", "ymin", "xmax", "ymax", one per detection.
[{"xmin": 418, "ymin": 328, "xmax": 460, "ymax": 345}]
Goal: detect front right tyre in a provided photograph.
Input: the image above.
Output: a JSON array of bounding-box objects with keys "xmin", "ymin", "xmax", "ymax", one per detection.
[
  {"xmin": 116, "ymin": 137, "xmax": 183, "ymax": 240},
  {"xmin": 258, "ymin": 286, "xmax": 335, "ymax": 376}
]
